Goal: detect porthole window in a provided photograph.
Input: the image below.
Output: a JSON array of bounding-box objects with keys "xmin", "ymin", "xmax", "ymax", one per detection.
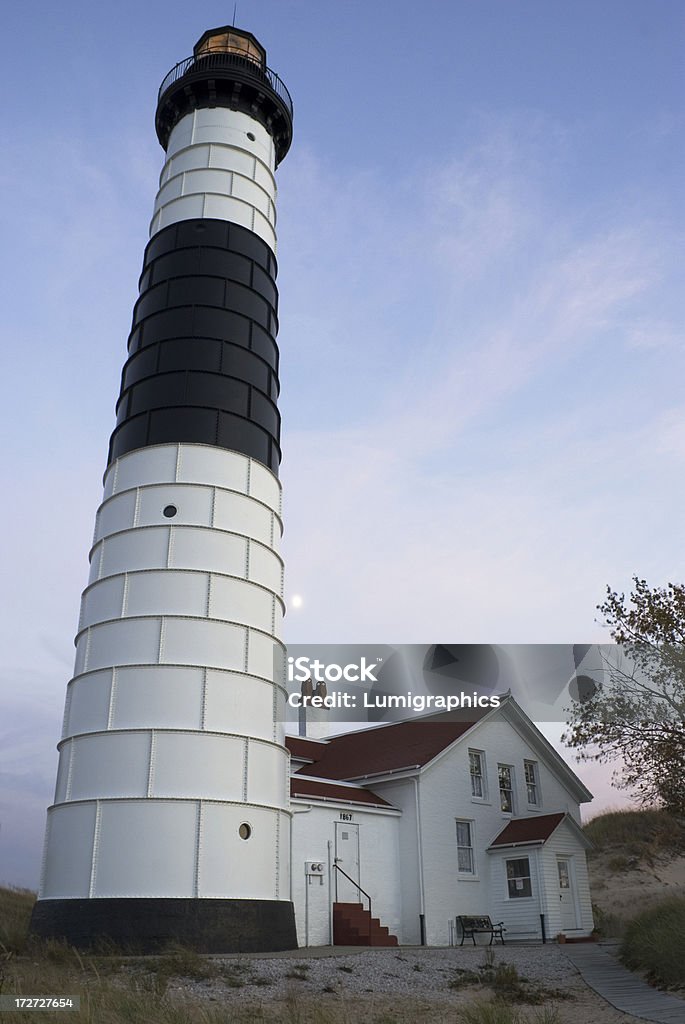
[
  {"xmin": 246, "ymin": 132, "xmax": 256, "ymax": 141},
  {"xmin": 163, "ymin": 504, "xmax": 177, "ymax": 518},
  {"xmin": 238, "ymin": 823, "xmax": 252, "ymax": 840}
]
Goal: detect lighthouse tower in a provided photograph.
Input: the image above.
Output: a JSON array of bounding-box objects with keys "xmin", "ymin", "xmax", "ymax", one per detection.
[{"xmin": 30, "ymin": 27, "xmax": 297, "ymax": 952}]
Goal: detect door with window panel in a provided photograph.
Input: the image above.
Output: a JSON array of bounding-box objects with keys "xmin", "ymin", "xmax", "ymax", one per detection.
[
  {"xmin": 557, "ymin": 857, "xmax": 578, "ymax": 929},
  {"xmin": 334, "ymin": 822, "xmax": 360, "ymax": 903}
]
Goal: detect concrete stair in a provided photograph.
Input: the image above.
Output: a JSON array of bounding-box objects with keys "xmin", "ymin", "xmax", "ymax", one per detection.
[{"xmin": 333, "ymin": 902, "xmax": 398, "ymax": 947}]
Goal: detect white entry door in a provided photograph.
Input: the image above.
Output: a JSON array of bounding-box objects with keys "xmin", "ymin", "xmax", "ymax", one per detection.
[
  {"xmin": 557, "ymin": 858, "xmax": 578, "ymax": 930},
  {"xmin": 335, "ymin": 822, "xmax": 360, "ymax": 903}
]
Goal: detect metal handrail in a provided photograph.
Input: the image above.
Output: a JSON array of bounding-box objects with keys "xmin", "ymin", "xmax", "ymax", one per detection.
[
  {"xmin": 333, "ymin": 862, "xmax": 372, "ymax": 918},
  {"xmin": 158, "ymin": 51, "xmax": 293, "ymax": 118}
]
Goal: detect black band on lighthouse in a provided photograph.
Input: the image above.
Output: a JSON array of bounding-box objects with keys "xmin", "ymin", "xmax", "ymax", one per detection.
[
  {"xmin": 31, "ymin": 898, "xmax": 297, "ymax": 954},
  {"xmin": 108, "ymin": 219, "xmax": 282, "ymax": 475}
]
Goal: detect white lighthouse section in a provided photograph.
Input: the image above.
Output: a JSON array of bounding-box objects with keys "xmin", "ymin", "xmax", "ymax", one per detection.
[
  {"xmin": 40, "ymin": 443, "xmax": 290, "ymax": 902},
  {"xmin": 150, "ymin": 109, "xmax": 277, "ymax": 252}
]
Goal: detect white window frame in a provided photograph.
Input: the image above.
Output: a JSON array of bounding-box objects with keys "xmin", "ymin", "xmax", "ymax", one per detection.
[
  {"xmin": 505, "ymin": 856, "xmax": 533, "ymax": 899},
  {"xmin": 524, "ymin": 759, "xmax": 540, "ymax": 807},
  {"xmin": 456, "ymin": 819, "xmax": 476, "ymax": 876},
  {"xmin": 498, "ymin": 763, "xmax": 515, "ymax": 814},
  {"xmin": 469, "ymin": 749, "xmax": 487, "ymax": 801}
]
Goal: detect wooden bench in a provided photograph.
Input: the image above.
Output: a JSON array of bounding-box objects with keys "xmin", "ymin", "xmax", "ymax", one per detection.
[{"xmin": 457, "ymin": 915, "xmax": 506, "ymax": 946}]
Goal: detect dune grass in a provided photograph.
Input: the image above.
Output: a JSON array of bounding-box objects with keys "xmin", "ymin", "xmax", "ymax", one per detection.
[
  {"xmin": 620, "ymin": 895, "xmax": 685, "ymax": 989},
  {"xmin": 583, "ymin": 808, "xmax": 685, "ymax": 862},
  {"xmin": 583, "ymin": 807, "xmax": 685, "ymax": 940},
  {"xmin": 0, "ymin": 885, "xmax": 36, "ymax": 954}
]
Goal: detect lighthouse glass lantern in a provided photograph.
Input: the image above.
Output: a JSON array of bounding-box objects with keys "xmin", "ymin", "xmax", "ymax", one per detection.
[{"xmin": 194, "ymin": 27, "xmax": 266, "ymax": 66}]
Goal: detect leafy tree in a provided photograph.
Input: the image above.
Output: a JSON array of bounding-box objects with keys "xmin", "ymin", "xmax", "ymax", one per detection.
[{"xmin": 563, "ymin": 578, "xmax": 685, "ymax": 812}]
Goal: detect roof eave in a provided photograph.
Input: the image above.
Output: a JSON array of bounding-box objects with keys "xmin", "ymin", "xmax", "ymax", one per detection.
[
  {"xmin": 343, "ymin": 764, "xmax": 423, "ymax": 783},
  {"xmin": 290, "ymin": 794, "xmax": 399, "ymax": 812},
  {"xmin": 487, "ymin": 839, "xmax": 546, "ymax": 851}
]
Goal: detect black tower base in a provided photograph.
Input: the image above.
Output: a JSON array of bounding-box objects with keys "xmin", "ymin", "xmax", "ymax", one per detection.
[{"xmin": 29, "ymin": 898, "xmax": 298, "ymax": 953}]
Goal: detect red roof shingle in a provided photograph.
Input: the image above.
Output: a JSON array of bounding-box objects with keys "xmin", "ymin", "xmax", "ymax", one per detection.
[
  {"xmin": 489, "ymin": 812, "xmax": 566, "ymax": 848},
  {"xmin": 285, "ymin": 735, "xmax": 327, "ymax": 762},
  {"xmin": 290, "ymin": 777, "xmax": 392, "ymax": 807},
  {"xmin": 290, "ymin": 718, "xmax": 480, "ymax": 781}
]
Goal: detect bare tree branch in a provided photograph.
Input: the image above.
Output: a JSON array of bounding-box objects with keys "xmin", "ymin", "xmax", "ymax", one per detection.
[{"xmin": 564, "ymin": 578, "xmax": 685, "ymax": 812}]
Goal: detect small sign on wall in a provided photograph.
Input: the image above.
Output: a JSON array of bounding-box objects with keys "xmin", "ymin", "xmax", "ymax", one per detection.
[{"xmin": 339, "ymin": 812, "xmax": 353, "ymax": 821}]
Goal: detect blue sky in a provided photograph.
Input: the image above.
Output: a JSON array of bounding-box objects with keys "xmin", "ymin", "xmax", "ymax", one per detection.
[{"xmin": 1, "ymin": 1, "xmax": 683, "ymax": 887}]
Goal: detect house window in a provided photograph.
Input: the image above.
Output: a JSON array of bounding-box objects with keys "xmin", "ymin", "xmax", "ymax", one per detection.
[
  {"xmin": 469, "ymin": 750, "xmax": 486, "ymax": 799},
  {"xmin": 456, "ymin": 820, "xmax": 475, "ymax": 874},
  {"xmin": 506, "ymin": 857, "xmax": 532, "ymax": 898},
  {"xmin": 498, "ymin": 764, "xmax": 515, "ymax": 813},
  {"xmin": 524, "ymin": 760, "xmax": 539, "ymax": 805}
]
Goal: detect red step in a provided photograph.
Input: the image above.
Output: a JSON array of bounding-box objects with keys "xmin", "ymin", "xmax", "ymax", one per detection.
[{"xmin": 333, "ymin": 902, "xmax": 398, "ymax": 947}]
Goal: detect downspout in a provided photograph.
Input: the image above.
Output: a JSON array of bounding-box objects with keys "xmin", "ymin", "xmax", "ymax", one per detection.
[
  {"xmin": 411, "ymin": 777, "xmax": 426, "ymax": 944},
  {"xmin": 304, "ymin": 862, "xmax": 309, "ymax": 947},
  {"xmin": 327, "ymin": 839, "xmax": 333, "ymax": 945},
  {"xmin": 289, "ymin": 805, "xmax": 313, "ymax": 903},
  {"xmin": 534, "ymin": 848, "xmax": 546, "ymax": 942}
]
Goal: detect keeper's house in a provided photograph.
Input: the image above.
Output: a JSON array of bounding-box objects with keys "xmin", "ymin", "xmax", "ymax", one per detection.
[{"xmin": 287, "ymin": 694, "xmax": 594, "ymax": 946}]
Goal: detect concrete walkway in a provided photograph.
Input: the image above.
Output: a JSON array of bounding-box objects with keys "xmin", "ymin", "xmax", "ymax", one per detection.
[{"xmin": 563, "ymin": 944, "xmax": 685, "ymax": 1023}]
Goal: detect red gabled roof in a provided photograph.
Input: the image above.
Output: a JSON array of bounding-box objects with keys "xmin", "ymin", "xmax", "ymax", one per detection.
[
  {"xmin": 285, "ymin": 735, "xmax": 327, "ymax": 762},
  {"xmin": 489, "ymin": 812, "xmax": 566, "ymax": 848},
  {"xmin": 291, "ymin": 718, "xmax": 479, "ymax": 781},
  {"xmin": 290, "ymin": 776, "xmax": 392, "ymax": 807}
]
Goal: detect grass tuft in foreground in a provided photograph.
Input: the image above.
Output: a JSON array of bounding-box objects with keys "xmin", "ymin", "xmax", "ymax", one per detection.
[
  {"xmin": 459, "ymin": 1000, "xmax": 561, "ymax": 1024},
  {"xmin": 448, "ymin": 959, "xmax": 569, "ymax": 1005}
]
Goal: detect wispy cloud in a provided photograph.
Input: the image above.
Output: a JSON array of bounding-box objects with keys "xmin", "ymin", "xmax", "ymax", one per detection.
[{"xmin": 279, "ymin": 116, "xmax": 685, "ymax": 646}]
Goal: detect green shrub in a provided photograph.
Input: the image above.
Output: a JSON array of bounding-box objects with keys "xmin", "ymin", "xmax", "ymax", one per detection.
[{"xmin": 620, "ymin": 895, "xmax": 685, "ymax": 988}]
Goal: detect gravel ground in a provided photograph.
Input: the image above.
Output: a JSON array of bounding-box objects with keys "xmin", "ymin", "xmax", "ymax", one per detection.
[
  {"xmin": 164, "ymin": 945, "xmax": 577, "ymax": 1004},
  {"xmin": 158, "ymin": 946, "xmax": 653, "ymax": 1022},
  {"xmin": 199, "ymin": 945, "xmax": 578, "ymax": 998}
]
